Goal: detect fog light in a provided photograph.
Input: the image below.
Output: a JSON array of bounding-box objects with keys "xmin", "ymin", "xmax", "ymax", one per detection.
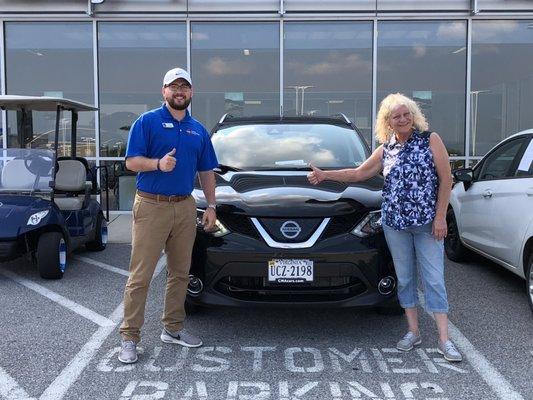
[
  {"xmin": 378, "ymin": 276, "xmax": 396, "ymax": 295},
  {"xmin": 187, "ymin": 275, "xmax": 203, "ymax": 295}
]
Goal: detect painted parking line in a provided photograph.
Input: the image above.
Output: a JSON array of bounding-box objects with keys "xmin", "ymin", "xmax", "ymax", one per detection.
[
  {"xmin": 74, "ymin": 256, "xmax": 130, "ymax": 277},
  {"xmin": 0, "ymin": 366, "xmax": 35, "ymax": 400},
  {"xmin": 418, "ymin": 290, "xmax": 524, "ymax": 400},
  {"xmin": 0, "ymin": 270, "xmax": 114, "ymax": 328},
  {"xmin": 39, "ymin": 254, "xmax": 167, "ymax": 400}
]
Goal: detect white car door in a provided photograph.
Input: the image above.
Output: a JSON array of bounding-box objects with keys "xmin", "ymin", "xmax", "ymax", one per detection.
[
  {"xmin": 490, "ymin": 136, "xmax": 533, "ymax": 268},
  {"xmin": 458, "ymin": 137, "xmax": 527, "ymax": 254}
]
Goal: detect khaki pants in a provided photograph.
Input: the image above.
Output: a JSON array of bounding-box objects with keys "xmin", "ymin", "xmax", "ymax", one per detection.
[{"xmin": 119, "ymin": 193, "xmax": 197, "ymax": 343}]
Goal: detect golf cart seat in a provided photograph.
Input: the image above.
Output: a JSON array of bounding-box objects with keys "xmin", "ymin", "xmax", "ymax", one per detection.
[
  {"xmin": 54, "ymin": 159, "xmax": 88, "ymax": 210},
  {"xmin": 1, "ymin": 159, "xmax": 36, "ymax": 189},
  {"xmin": 1, "ymin": 159, "xmax": 52, "ymax": 191}
]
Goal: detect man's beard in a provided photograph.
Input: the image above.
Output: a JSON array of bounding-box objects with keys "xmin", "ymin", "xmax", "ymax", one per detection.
[{"xmin": 167, "ymin": 97, "xmax": 191, "ymax": 111}]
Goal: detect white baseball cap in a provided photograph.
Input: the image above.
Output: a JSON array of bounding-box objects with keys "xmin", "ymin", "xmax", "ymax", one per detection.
[{"xmin": 163, "ymin": 67, "xmax": 192, "ymax": 86}]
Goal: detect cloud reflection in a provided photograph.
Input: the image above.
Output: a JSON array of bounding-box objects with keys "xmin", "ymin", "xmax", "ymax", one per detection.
[{"xmin": 212, "ymin": 125, "xmax": 347, "ymax": 168}]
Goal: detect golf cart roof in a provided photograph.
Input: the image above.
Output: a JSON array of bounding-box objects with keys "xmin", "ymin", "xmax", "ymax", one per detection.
[{"xmin": 0, "ymin": 95, "xmax": 97, "ymax": 112}]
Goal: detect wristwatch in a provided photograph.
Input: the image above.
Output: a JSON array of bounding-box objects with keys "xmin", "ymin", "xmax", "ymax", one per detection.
[{"xmin": 207, "ymin": 203, "xmax": 217, "ymax": 211}]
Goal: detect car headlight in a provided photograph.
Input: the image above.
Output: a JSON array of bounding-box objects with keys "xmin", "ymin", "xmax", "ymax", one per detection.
[
  {"xmin": 27, "ymin": 210, "xmax": 49, "ymax": 226},
  {"xmin": 196, "ymin": 208, "xmax": 230, "ymax": 237},
  {"xmin": 351, "ymin": 210, "xmax": 382, "ymax": 237}
]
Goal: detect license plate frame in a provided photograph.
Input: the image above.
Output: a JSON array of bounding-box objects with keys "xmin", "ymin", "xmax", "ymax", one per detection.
[{"xmin": 267, "ymin": 259, "xmax": 314, "ymax": 283}]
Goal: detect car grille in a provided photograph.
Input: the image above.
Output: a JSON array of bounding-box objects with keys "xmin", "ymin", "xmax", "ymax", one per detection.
[
  {"xmin": 257, "ymin": 218, "xmax": 323, "ymax": 243},
  {"xmin": 321, "ymin": 213, "xmax": 363, "ymax": 239},
  {"xmin": 230, "ymin": 175, "xmax": 347, "ymax": 193},
  {"xmin": 217, "ymin": 213, "xmax": 366, "ymax": 241},
  {"xmin": 215, "ymin": 276, "xmax": 366, "ymax": 302}
]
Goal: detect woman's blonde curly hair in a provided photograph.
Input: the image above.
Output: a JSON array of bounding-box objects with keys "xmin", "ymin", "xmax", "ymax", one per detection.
[{"xmin": 375, "ymin": 93, "xmax": 429, "ymax": 144}]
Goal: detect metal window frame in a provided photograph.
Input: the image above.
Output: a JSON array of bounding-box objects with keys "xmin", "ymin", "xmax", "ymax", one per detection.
[
  {"xmin": 465, "ymin": 17, "xmax": 473, "ymax": 165},
  {"xmin": 279, "ymin": 19, "xmax": 284, "ymax": 117},
  {"xmin": 93, "ymin": 19, "xmax": 101, "ymax": 202},
  {"xmin": 2, "ymin": 12, "xmax": 533, "ymax": 209},
  {"xmin": 371, "ymin": 18, "xmax": 378, "ymax": 150},
  {"xmin": 1, "ymin": 20, "xmax": 6, "ymax": 149}
]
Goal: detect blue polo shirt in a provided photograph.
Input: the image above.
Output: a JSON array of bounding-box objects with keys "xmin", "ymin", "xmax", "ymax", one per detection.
[{"xmin": 125, "ymin": 105, "xmax": 218, "ymax": 196}]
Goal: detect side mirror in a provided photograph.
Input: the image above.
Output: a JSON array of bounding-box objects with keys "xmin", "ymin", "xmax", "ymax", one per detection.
[{"xmin": 453, "ymin": 168, "xmax": 473, "ymax": 190}]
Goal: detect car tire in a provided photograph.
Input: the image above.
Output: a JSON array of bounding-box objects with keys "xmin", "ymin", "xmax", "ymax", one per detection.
[
  {"xmin": 527, "ymin": 255, "xmax": 533, "ymax": 314},
  {"xmin": 37, "ymin": 232, "xmax": 67, "ymax": 279},
  {"xmin": 444, "ymin": 209, "xmax": 469, "ymax": 262},
  {"xmin": 86, "ymin": 213, "xmax": 107, "ymax": 252}
]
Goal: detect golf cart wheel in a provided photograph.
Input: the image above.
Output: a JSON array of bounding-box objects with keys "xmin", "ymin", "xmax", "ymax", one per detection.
[
  {"xmin": 37, "ymin": 232, "xmax": 67, "ymax": 279},
  {"xmin": 86, "ymin": 213, "xmax": 108, "ymax": 252},
  {"xmin": 444, "ymin": 208, "xmax": 469, "ymax": 262}
]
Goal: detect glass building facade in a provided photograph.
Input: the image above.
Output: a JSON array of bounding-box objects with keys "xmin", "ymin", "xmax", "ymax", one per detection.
[{"xmin": 1, "ymin": 0, "xmax": 533, "ymax": 212}]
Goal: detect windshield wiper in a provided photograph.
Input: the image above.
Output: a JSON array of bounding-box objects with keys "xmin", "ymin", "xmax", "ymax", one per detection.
[{"xmin": 214, "ymin": 164, "xmax": 243, "ymax": 174}]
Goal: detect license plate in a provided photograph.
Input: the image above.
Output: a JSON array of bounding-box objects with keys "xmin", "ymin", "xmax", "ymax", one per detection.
[{"xmin": 268, "ymin": 259, "xmax": 313, "ymax": 283}]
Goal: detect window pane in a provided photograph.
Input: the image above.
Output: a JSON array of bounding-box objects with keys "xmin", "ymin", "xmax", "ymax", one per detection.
[
  {"xmin": 478, "ymin": 138, "xmax": 525, "ymax": 180},
  {"xmin": 284, "ymin": 22, "xmax": 373, "ymax": 145},
  {"xmin": 5, "ymin": 22, "xmax": 95, "ymax": 156},
  {"xmin": 98, "ymin": 23, "xmax": 187, "ymax": 157},
  {"xmin": 516, "ymin": 138, "xmax": 533, "ymax": 177},
  {"xmin": 100, "ymin": 160, "xmax": 136, "ymax": 211},
  {"xmin": 191, "ymin": 23, "xmax": 280, "ymax": 131},
  {"xmin": 377, "ymin": 21, "xmax": 466, "ymax": 156},
  {"xmin": 471, "ymin": 20, "xmax": 533, "ymax": 156}
]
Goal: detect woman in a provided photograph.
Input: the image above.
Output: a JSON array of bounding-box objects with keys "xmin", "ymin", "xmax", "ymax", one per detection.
[{"xmin": 308, "ymin": 93, "xmax": 461, "ymax": 362}]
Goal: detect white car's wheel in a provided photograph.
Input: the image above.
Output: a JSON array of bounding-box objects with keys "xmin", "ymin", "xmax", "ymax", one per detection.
[
  {"xmin": 527, "ymin": 255, "xmax": 533, "ymax": 314},
  {"xmin": 444, "ymin": 209, "xmax": 469, "ymax": 262}
]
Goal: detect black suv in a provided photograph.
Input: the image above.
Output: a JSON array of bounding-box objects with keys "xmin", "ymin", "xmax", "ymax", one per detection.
[{"xmin": 189, "ymin": 115, "xmax": 399, "ymax": 313}]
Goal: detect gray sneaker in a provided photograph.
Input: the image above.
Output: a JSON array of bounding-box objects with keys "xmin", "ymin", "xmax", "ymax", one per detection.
[
  {"xmin": 118, "ymin": 340, "xmax": 138, "ymax": 364},
  {"xmin": 396, "ymin": 331, "xmax": 422, "ymax": 351},
  {"xmin": 438, "ymin": 340, "xmax": 462, "ymax": 362},
  {"xmin": 161, "ymin": 328, "xmax": 203, "ymax": 347}
]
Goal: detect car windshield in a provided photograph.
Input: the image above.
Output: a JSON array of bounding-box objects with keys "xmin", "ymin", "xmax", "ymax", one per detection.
[
  {"xmin": 211, "ymin": 123, "xmax": 369, "ymax": 170},
  {"xmin": 0, "ymin": 148, "xmax": 55, "ymax": 193}
]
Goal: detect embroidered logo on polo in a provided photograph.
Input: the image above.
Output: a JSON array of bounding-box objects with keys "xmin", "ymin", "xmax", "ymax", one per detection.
[{"xmin": 185, "ymin": 129, "xmax": 199, "ymax": 136}]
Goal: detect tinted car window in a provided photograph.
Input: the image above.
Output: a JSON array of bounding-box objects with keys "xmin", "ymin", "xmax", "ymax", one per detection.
[
  {"xmin": 515, "ymin": 138, "xmax": 533, "ymax": 177},
  {"xmin": 476, "ymin": 138, "xmax": 527, "ymax": 181},
  {"xmin": 211, "ymin": 123, "xmax": 368, "ymax": 170}
]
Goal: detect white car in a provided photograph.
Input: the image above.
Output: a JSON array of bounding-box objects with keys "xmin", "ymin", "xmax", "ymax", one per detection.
[{"xmin": 446, "ymin": 129, "xmax": 533, "ymax": 312}]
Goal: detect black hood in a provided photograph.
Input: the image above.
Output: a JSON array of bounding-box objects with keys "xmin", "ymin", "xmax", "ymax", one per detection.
[{"xmin": 194, "ymin": 171, "xmax": 383, "ymax": 217}]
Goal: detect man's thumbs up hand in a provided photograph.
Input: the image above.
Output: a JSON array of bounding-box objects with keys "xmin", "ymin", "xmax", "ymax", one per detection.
[{"xmin": 159, "ymin": 148, "xmax": 177, "ymax": 172}]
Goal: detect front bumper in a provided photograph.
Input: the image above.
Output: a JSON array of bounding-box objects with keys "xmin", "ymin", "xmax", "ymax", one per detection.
[
  {"xmin": 188, "ymin": 230, "xmax": 396, "ymax": 308},
  {"xmin": 0, "ymin": 240, "xmax": 24, "ymax": 261}
]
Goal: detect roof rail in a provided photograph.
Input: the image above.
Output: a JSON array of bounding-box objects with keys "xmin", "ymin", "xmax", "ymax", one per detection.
[{"xmin": 331, "ymin": 113, "xmax": 352, "ymax": 125}]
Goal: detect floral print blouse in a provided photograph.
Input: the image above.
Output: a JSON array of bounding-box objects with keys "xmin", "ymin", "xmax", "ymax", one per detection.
[{"xmin": 381, "ymin": 130, "xmax": 438, "ymax": 230}]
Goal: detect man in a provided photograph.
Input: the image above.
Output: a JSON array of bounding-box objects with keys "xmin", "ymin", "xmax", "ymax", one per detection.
[{"xmin": 118, "ymin": 67, "xmax": 218, "ymax": 364}]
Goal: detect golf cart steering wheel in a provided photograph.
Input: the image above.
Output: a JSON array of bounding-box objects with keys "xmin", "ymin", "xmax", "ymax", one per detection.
[{"xmin": 24, "ymin": 152, "xmax": 54, "ymax": 177}]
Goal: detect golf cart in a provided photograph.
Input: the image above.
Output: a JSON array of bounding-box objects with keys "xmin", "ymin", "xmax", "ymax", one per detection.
[{"xmin": 0, "ymin": 95, "xmax": 109, "ymax": 279}]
